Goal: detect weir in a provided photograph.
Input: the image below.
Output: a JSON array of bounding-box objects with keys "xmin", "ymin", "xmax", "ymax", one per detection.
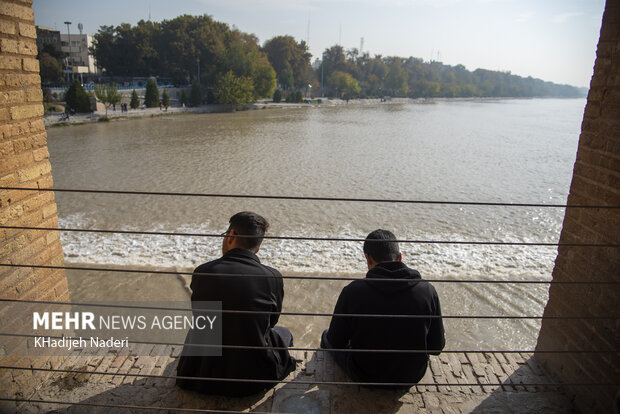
[{"xmin": 1, "ymin": 0, "xmax": 618, "ymax": 413}]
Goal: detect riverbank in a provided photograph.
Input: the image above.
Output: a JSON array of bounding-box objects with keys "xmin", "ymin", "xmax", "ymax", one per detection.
[{"xmin": 42, "ymin": 97, "xmax": 413, "ymax": 127}]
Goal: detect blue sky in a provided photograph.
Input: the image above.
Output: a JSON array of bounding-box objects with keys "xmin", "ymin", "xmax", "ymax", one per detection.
[{"xmin": 34, "ymin": 0, "xmax": 605, "ymax": 87}]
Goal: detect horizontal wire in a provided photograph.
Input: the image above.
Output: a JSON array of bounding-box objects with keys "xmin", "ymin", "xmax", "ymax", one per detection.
[
  {"xmin": 3, "ymin": 298, "xmax": 617, "ymax": 320},
  {"xmin": 0, "ymin": 397, "xmax": 270, "ymax": 414},
  {"xmin": 3, "ymin": 332, "xmax": 617, "ymax": 354},
  {"xmin": 1, "ymin": 365, "xmax": 615, "ymax": 388},
  {"xmin": 6, "ymin": 263, "xmax": 618, "ymax": 285},
  {"xmin": 3, "ymin": 186, "xmax": 619, "ymax": 209},
  {"xmin": 2, "ymin": 224, "xmax": 618, "ymax": 247}
]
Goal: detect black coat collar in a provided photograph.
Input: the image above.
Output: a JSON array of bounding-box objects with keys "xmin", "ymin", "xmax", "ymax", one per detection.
[{"xmin": 223, "ymin": 248, "xmax": 261, "ymax": 263}]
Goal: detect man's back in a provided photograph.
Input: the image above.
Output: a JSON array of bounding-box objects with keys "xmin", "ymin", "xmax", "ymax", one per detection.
[
  {"xmin": 177, "ymin": 248, "xmax": 295, "ymax": 396},
  {"xmin": 326, "ymin": 261, "xmax": 445, "ymax": 383}
]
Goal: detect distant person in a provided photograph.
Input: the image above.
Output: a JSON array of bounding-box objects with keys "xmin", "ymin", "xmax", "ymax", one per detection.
[
  {"xmin": 321, "ymin": 229, "xmax": 445, "ymax": 386},
  {"xmin": 177, "ymin": 211, "xmax": 296, "ymax": 396}
]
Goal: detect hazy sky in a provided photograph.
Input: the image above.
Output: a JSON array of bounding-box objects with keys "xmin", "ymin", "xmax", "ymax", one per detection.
[{"xmin": 34, "ymin": 0, "xmax": 605, "ymax": 87}]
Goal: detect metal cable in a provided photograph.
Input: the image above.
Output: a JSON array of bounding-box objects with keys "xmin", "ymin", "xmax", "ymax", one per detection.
[
  {"xmin": 2, "ymin": 332, "xmax": 616, "ymax": 354},
  {"xmin": 2, "ymin": 186, "xmax": 618, "ymax": 209},
  {"xmin": 1, "ymin": 366, "xmax": 615, "ymax": 388},
  {"xmin": 3, "ymin": 298, "xmax": 617, "ymax": 320},
  {"xmin": 5, "ymin": 263, "xmax": 618, "ymax": 285},
  {"xmin": 2, "ymin": 225, "xmax": 618, "ymax": 247},
  {"xmin": 0, "ymin": 398, "xmax": 272, "ymax": 414}
]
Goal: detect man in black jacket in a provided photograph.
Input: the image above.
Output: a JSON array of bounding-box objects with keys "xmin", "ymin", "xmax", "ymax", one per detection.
[
  {"xmin": 176, "ymin": 212, "xmax": 295, "ymax": 396},
  {"xmin": 321, "ymin": 229, "xmax": 445, "ymax": 385}
]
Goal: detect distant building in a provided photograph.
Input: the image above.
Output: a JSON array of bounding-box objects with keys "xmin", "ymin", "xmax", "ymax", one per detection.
[
  {"xmin": 60, "ymin": 33, "xmax": 98, "ymax": 79},
  {"xmin": 36, "ymin": 26, "xmax": 99, "ymax": 82},
  {"xmin": 36, "ymin": 26, "xmax": 61, "ymax": 53}
]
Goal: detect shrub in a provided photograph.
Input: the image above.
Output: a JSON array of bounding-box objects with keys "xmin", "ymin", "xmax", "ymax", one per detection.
[
  {"xmin": 64, "ymin": 80, "xmax": 92, "ymax": 113},
  {"xmin": 190, "ymin": 81, "xmax": 202, "ymax": 106},
  {"xmin": 144, "ymin": 78, "xmax": 159, "ymax": 107},
  {"xmin": 130, "ymin": 90, "xmax": 140, "ymax": 109},
  {"xmin": 273, "ymin": 89, "xmax": 282, "ymax": 103}
]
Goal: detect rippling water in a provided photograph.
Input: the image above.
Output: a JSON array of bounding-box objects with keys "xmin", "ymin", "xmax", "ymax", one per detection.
[{"xmin": 47, "ymin": 98, "xmax": 585, "ymax": 350}]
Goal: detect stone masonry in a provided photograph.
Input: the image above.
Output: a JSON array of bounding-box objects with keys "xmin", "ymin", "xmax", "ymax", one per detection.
[
  {"xmin": 535, "ymin": 1, "xmax": 620, "ymax": 413},
  {"xmin": 12, "ymin": 345, "xmax": 575, "ymax": 413},
  {"xmin": 0, "ymin": 0, "xmax": 70, "ymax": 412}
]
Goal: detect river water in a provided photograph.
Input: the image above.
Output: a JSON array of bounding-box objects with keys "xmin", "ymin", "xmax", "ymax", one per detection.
[{"xmin": 46, "ymin": 98, "xmax": 585, "ymax": 351}]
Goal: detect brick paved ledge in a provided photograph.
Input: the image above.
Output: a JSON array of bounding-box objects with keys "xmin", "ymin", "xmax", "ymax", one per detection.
[{"xmin": 2, "ymin": 348, "xmax": 574, "ymax": 413}]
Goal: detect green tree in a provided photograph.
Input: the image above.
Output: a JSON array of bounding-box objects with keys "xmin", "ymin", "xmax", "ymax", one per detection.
[
  {"xmin": 144, "ymin": 78, "xmax": 159, "ymax": 107},
  {"xmin": 385, "ymin": 58, "xmax": 408, "ymax": 96},
  {"xmin": 130, "ymin": 89, "xmax": 140, "ymax": 109},
  {"xmin": 39, "ymin": 53, "xmax": 63, "ymax": 83},
  {"xmin": 272, "ymin": 89, "xmax": 282, "ymax": 103},
  {"xmin": 263, "ymin": 35, "xmax": 313, "ymax": 90},
  {"xmin": 179, "ymin": 89, "xmax": 189, "ymax": 106},
  {"xmin": 252, "ymin": 61, "xmax": 277, "ymax": 99},
  {"xmin": 327, "ymin": 71, "xmax": 360, "ymax": 98},
  {"xmin": 319, "ymin": 46, "xmax": 348, "ymax": 82},
  {"xmin": 190, "ymin": 81, "xmax": 202, "ymax": 106},
  {"xmin": 214, "ymin": 70, "xmax": 254, "ymax": 108},
  {"xmin": 161, "ymin": 89, "xmax": 170, "ymax": 109},
  {"xmin": 64, "ymin": 80, "xmax": 92, "ymax": 113},
  {"xmin": 94, "ymin": 83, "xmax": 122, "ymax": 117}
]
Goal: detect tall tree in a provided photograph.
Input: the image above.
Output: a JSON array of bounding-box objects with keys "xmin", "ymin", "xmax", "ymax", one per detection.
[
  {"xmin": 161, "ymin": 89, "xmax": 170, "ymax": 108},
  {"xmin": 144, "ymin": 78, "xmax": 159, "ymax": 107},
  {"xmin": 190, "ymin": 80, "xmax": 202, "ymax": 106},
  {"xmin": 384, "ymin": 57, "xmax": 408, "ymax": 96},
  {"xmin": 214, "ymin": 70, "xmax": 254, "ymax": 108},
  {"xmin": 130, "ymin": 89, "xmax": 140, "ymax": 109},
  {"xmin": 263, "ymin": 36, "xmax": 313, "ymax": 90},
  {"xmin": 252, "ymin": 60, "xmax": 277, "ymax": 99},
  {"xmin": 39, "ymin": 53, "xmax": 63, "ymax": 83},
  {"xmin": 327, "ymin": 71, "xmax": 360, "ymax": 98},
  {"xmin": 65, "ymin": 80, "xmax": 92, "ymax": 113}
]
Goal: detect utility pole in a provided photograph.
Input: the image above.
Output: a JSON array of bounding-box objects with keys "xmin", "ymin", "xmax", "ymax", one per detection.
[
  {"xmin": 64, "ymin": 21, "xmax": 72, "ymax": 83},
  {"xmin": 321, "ymin": 53, "xmax": 324, "ymax": 97}
]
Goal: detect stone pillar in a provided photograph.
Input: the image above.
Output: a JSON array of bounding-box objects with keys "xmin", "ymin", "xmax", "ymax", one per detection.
[
  {"xmin": 0, "ymin": 0, "xmax": 69, "ymax": 411},
  {"xmin": 535, "ymin": 1, "xmax": 620, "ymax": 413}
]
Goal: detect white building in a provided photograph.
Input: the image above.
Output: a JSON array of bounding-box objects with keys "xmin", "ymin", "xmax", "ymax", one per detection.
[{"xmin": 60, "ymin": 33, "xmax": 98, "ymax": 78}]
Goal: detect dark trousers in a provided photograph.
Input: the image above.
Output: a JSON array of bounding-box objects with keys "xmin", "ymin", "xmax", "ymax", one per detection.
[
  {"xmin": 320, "ymin": 329, "xmax": 350, "ymax": 373},
  {"xmin": 273, "ymin": 326, "xmax": 293, "ymax": 347},
  {"xmin": 321, "ymin": 329, "xmax": 412, "ymax": 389}
]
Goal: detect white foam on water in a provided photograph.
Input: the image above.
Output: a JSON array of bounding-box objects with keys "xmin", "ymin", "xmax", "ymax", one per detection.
[{"xmin": 59, "ymin": 214, "xmax": 556, "ymax": 280}]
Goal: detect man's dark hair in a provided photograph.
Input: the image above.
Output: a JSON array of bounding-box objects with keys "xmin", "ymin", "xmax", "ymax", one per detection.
[
  {"xmin": 363, "ymin": 229, "xmax": 400, "ymax": 263},
  {"xmin": 228, "ymin": 211, "xmax": 269, "ymax": 251}
]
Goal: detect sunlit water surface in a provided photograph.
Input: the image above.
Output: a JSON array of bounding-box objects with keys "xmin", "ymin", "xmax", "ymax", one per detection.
[{"xmin": 47, "ymin": 98, "xmax": 585, "ymax": 350}]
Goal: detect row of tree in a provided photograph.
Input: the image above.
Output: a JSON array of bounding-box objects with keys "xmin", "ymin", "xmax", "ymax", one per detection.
[
  {"xmin": 63, "ymin": 78, "xmax": 186, "ymax": 114},
  {"xmin": 317, "ymin": 45, "xmax": 584, "ymax": 99},
  {"xmin": 62, "ymin": 14, "xmax": 583, "ymax": 106},
  {"xmin": 90, "ymin": 15, "xmax": 278, "ymax": 102}
]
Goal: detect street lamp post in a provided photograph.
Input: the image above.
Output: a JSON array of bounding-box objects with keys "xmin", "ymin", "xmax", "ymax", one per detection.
[
  {"xmin": 321, "ymin": 54, "xmax": 324, "ymax": 97},
  {"xmin": 64, "ymin": 21, "xmax": 72, "ymax": 83}
]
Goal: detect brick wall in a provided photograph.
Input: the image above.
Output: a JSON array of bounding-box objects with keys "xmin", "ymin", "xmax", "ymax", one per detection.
[
  {"xmin": 535, "ymin": 1, "xmax": 620, "ymax": 413},
  {"xmin": 0, "ymin": 0, "xmax": 69, "ymax": 411}
]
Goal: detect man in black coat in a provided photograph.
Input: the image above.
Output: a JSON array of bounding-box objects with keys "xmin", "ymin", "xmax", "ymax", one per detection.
[
  {"xmin": 321, "ymin": 229, "xmax": 445, "ymax": 385},
  {"xmin": 176, "ymin": 212, "xmax": 295, "ymax": 396}
]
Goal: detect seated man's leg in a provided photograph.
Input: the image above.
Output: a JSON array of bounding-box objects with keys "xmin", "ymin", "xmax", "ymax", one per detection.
[
  {"xmin": 320, "ymin": 329, "xmax": 350, "ymax": 373},
  {"xmin": 273, "ymin": 326, "xmax": 293, "ymax": 347}
]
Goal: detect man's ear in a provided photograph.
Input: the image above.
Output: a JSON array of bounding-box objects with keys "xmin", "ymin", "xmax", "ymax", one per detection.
[
  {"xmin": 397, "ymin": 252, "xmax": 402, "ymax": 262},
  {"xmin": 226, "ymin": 229, "xmax": 236, "ymax": 247}
]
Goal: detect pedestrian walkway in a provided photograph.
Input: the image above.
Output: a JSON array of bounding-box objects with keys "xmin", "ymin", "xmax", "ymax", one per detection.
[{"xmin": 5, "ymin": 345, "xmax": 574, "ymax": 413}]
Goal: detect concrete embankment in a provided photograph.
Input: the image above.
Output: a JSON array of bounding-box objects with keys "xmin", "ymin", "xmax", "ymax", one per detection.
[{"xmin": 42, "ymin": 98, "xmax": 413, "ymax": 128}]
